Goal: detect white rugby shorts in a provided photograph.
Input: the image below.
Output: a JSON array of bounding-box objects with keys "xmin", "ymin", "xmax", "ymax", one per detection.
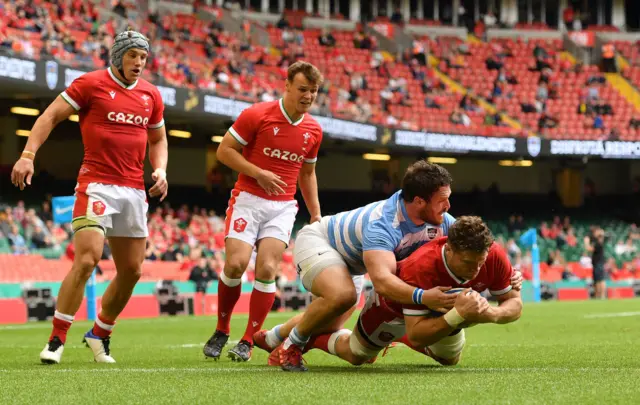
[
  {"xmin": 294, "ymin": 220, "xmax": 365, "ymax": 298},
  {"xmin": 72, "ymin": 182, "xmax": 149, "ymax": 238},
  {"xmin": 224, "ymin": 189, "xmax": 298, "ymax": 246}
]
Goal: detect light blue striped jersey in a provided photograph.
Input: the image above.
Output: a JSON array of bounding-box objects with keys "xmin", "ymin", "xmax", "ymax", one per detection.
[{"xmin": 324, "ymin": 190, "xmax": 456, "ymax": 275}]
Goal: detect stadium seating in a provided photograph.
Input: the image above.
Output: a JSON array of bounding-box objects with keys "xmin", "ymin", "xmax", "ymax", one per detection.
[
  {"xmin": 2, "ymin": 196, "xmax": 640, "ymax": 284},
  {"xmin": 3, "ymin": 2, "xmax": 640, "ymax": 283},
  {"xmin": 2, "ymin": 1, "xmax": 639, "ymax": 137}
]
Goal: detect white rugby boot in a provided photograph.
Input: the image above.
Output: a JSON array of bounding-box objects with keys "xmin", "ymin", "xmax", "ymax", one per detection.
[
  {"xmin": 40, "ymin": 336, "xmax": 64, "ymax": 364},
  {"xmin": 83, "ymin": 329, "xmax": 116, "ymax": 363}
]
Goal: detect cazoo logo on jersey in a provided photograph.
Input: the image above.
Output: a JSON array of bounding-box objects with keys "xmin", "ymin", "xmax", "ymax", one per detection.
[
  {"xmin": 263, "ymin": 147, "xmax": 304, "ymax": 163},
  {"xmin": 107, "ymin": 112, "xmax": 149, "ymax": 126}
]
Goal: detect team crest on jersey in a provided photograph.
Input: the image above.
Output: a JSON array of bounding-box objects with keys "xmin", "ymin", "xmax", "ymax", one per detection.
[
  {"xmin": 233, "ymin": 218, "xmax": 247, "ymax": 233},
  {"xmin": 427, "ymin": 228, "xmax": 438, "ymax": 239},
  {"xmin": 45, "ymin": 61, "xmax": 58, "ymax": 90},
  {"xmin": 141, "ymin": 95, "xmax": 150, "ymax": 106},
  {"xmin": 273, "ymin": 127, "xmax": 280, "ymax": 136},
  {"xmin": 377, "ymin": 331, "xmax": 395, "ymax": 343},
  {"xmin": 302, "ymin": 132, "xmax": 310, "ymax": 144},
  {"xmin": 92, "ymin": 201, "xmax": 106, "ymax": 216}
]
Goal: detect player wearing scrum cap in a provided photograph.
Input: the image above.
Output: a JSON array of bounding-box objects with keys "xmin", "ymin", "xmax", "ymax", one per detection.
[{"xmin": 11, "ymin": 30, "xmax": 168, "ymax": 364}]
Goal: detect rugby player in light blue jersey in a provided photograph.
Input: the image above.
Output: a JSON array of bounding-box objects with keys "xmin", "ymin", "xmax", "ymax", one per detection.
[{"xmin": 255, "ymin": 160, "xmax": 459, "ymax": 371}]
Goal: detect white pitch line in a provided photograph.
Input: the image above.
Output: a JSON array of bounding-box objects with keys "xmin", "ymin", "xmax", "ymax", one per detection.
[
  {"xmin": 584, "ymin": 311, "xmax": 640, "ymax": 319},
  {"xmin": 0, "ymin": 367, "xmax": 637, "ymax": 374},
  {"xmin": 0, "ymin": 367, "xmax": 278, "ymax": 374},
  {"xmin": 166, "ymin": 341, "xmax": 238, "ymax": 349},
  {"xmin": 0, "ymin": 312, "xmax": 297, "ymax": 330},
  {"xmin": 0, "ymin": 341, "xmax": 240, "ymax": 349}
]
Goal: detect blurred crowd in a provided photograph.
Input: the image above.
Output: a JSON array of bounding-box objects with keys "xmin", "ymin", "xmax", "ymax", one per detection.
[
  {"xmin": 497, "ymin": 214, "xmax": 640, "ymax": 282},
  {"xmin": 0, "ymin": 199, "xmax": 298, "ymax": 285}
]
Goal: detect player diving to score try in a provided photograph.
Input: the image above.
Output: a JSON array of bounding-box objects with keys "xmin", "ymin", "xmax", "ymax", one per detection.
[{"xmin": 307, "ymin": 216, "xmax": 523, "ymax": 366}]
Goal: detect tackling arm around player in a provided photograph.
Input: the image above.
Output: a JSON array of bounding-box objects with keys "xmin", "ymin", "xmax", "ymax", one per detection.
[
  {"xmin": 254, "ymin": 162, "xmax": 523, "ymax": 371},
  {"xmin": 314, "ymin": 216, "xmax": 523, "ymax": 367}
]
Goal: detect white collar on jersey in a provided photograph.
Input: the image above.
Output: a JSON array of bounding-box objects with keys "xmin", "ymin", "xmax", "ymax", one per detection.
[
  {"xmin": 279, "ymin": 98, "xmax": 304, "ymax": 126},
  {"xmin": 108, "ymin": 66, "xmax": 139, "ymax": 90},
  {"xmin": 441, "ymin": 245, "xmax": 469, "ymax": 285}
]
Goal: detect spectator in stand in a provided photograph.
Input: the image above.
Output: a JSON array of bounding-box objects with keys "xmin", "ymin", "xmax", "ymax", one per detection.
[
  {"xmin": 563, "ymin": 6, "xmax": 575, "ymax": 30},
  {"xmin": 8, "ymin": 224, "xmax": 28, "ymax": 254},
  {"xmin": 450, "ymin": 107, "xmax": 471, "ymax": 127},
  {"xmin": 276, "ymin": 14, "xmax": 290, "ymax": 29},
  {"xmin": 566, "ymin": 228, "xmax": 578, "ymax": 247},
  {"xmin": 112, "ymin": 1, "xmax": 127, "ymax": 19},
  {"xmin": 546, "ymin": 249, "xmax": 565, "ymax": 267},
  {"xmin": 390, "ymin": 7, "xmax": 403, "ymax": 25},
  {"xmin": 318, "ymin": 28, "xmax": 335, "ymax": 47},
  {"xmin": 506, "ymin": 238, "xmax": 522, "ymax": 270},
  {"xmin": 601, "ymin": 42, "xmax": 617, "ymax": 73},
  {"xmin": 39, "ymin": 201, "xmax": 53, "ymax": 223},
  {"xmin": 189, "ymin": 257, "xmax": 218, "ymax": 292},
  {"xmin": 593, "ymin": 114, "xmax": 604, "ymax": 130},
  {"xmin": 30, "ymin": 225, "xmax": 52, "ymax": 249},
  {"xmin": 484, "ymin": 11, "xmax": 497, "ymax": 28}
]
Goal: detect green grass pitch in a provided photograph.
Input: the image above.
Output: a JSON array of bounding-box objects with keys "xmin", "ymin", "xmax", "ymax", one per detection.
[{"xmin": 1, "ymin": 299, "xmax": 640, "ymax": 404}]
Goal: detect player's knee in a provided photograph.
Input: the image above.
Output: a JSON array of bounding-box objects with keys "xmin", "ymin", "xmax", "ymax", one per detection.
[
  {"xmin": 73, "ymin": 252, "xmax": 101, "ymax": 277},
  {"xmin": 326, "ymin": 289, "xmax": 357, "ymax": 313},
  {"xmin": 118, "ymin": 265, "xmax": 142, "ymax": 283},
  {"xmin": 435, "ymin": 354, "xmax": 461, "ymax": 366},
  {"xmin": 348, "ymin": 356, "xmax": 369, "ymax": 366},
  {"xmin": 348, "ymin": 333, "xmax": 379, "ymax": 365},
  {"xmin": 255, "ymin": 259, "xmax": 278, "ymax": 280},
  {"xmin": 428, "ymin": 330, "xmax": 465, "ymax": 366},
  {"xmin": 224, "ymin": 256, "xmax": 249, "ymax": 278}
]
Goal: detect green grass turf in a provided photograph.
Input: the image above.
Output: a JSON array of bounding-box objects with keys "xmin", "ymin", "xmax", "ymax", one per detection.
[{"xmin": 1, "ymin": 299, "xmax": 640, "ymax": 404}]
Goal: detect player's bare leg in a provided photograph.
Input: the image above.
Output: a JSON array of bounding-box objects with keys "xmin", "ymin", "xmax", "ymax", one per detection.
[
  {"xmin": 257, "ymin": 305, "xmax": 356, "ymax": 355},
  {"xmin": 82, "ymin": 237, "xmax": 145, "ymax": 363},
  {"xmin": 229, "ymin": 238, "xmax": 285, "ymax": 362},
  {"xmin": 203, "ymin": 238, "xmax": 252, "ymax": 360},
  {"xmin": 40, "ymin": 228, "xmax": 104, "ymax": 364},
  {"xmin": 277, "ymin": 265, "xmax": 356, "ymax": 371}
]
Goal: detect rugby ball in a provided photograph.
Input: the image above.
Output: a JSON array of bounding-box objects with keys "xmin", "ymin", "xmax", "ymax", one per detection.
[{"xmin": 426, "ymin": 288, "xmax": 476, "ymax": 328}]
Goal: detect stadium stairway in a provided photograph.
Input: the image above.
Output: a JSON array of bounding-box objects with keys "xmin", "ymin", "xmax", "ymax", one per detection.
[
  {"xmin": 466, "ymin": 34, "xmax": 483, "ymax": 45},
  {"xmin": 560, "ymin": 51, "xmax": 577, "ymax": 65},
  {"xmin": 427, "ymin": 55, "xmax": 524, "ymax": 132},
  {"xmin": 616, "ymin": 51, "xmax": 630, "ymax": 72},
  {"xmin": 605, "ymin": 73, "xmax": 640, "ymax": 112}
]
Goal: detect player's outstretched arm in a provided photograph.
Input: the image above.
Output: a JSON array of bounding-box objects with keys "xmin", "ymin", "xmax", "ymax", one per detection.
[
  {"xmin": 217, "ymin": 131, "xmax": 287, "ymax": 195},
  {"xmin": 487, "ymin": 289, "xmax": 522, "ymax": 324},
  {"xmin": 148, "ymin": 125, "xmax": 169, "ymax": 201},
  {"xmin": 298, "ymin": 162, "xmax": 321, "ymax": 222},
  {"xmin": 363, "ymin": 250, "xmax": 457, "ymax": 309},
  {"xmin": 405, "ymin": 289, "xmax": 490, "ymax": 347},
  {"xmin": 404, "ymin": 315, "xmax": 456, "ymax": 348},
  {"xmin": 11, "ymin": 96, "xmax": 75, "ymax": 189}
]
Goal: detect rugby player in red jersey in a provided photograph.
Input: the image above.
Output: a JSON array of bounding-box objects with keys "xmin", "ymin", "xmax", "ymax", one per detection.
[
  {"xmin": 202, "ymin": 61, "xmax": 324, "ymax": 362},
  {"xmin": 305, "ymin": 216, "xmax": 523, "ymax": 367},
  {"xmin": 11, "ymin": 30, "xmax": 168, "ymax": 364}
]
